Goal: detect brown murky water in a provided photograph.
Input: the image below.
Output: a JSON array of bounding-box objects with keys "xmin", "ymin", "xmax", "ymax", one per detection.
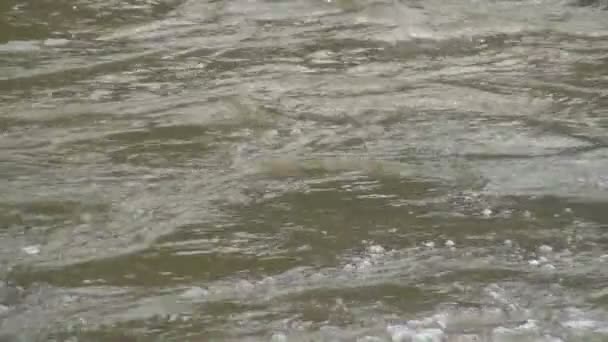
[{"xmin": 1, "ymin": 0, "xmax": 608, "ymax": 341}]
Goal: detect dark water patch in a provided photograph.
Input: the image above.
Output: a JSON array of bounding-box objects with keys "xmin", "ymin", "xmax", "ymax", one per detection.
[
  {"xmin": 0, "ymin": 50, "xmax": 164, "ymax": 91},
  {"xmin": 49, "ymin": 330, "xmax": 147, "ymax": 342},
  {"xmin": 287, "ymin": 283, "xmax": 441, "ymax": 315},
  {"xmin": 0, "ymin": 0, "xmax": 184, "ymax": 44},
  {"xmin": 422, "ymin": 268, "xmax": 526, "ymax": 287},
  {"xmin": 104, "ymin": 124, "xmax": 215, "ymax": 143},
  {"xmin": 8, "ymin": 246, "xmax": 301, "ymax": 288},
  {"xmin": 569, "ymin": 0, "xmax": 608, "ymax": 9}
]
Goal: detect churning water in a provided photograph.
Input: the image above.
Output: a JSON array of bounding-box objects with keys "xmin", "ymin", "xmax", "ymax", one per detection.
[{"xmin": 1, "ymin": 0, "xmax": 608, "ymax": 340}]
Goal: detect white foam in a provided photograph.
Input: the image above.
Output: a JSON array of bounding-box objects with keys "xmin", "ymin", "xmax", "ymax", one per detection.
[
  {"xmin": 357, "ymin": 336, "xmax": 384, "ymax": 342},
  {"xmin": 368, "ymin": 245, "xmax": 386, "ymax": 255},
  {"xmin": 491, "ymin": 320, "xmax": 540, "ymax": 341},
  {"xmin": 387, "ymin": 324, "xmax": 446, "ymax": 342},
  {"xmin": 542, "ymin": 336, "xmax": 565, "ymax": 342},
  {"xmin": 270, "ymin": 332, "xmax": 288, "ymax": 342},
  {"xmin": 423, "ymin": 241, "xmax": 435, "ymax": 248},
  {"xmin": 22, "ymin": 245, "xmax": 40, "ymax": 255},
  {"xmin": 482, "ymin": 208, "xmax": 493, "ymax": 217},
  {"xmin": 180, "ymin": 286, "xmax": 208, "ymax": 299},
  {"xmin": 412, "ymin": 328, "xmax": 444, "ymax": 342},
  {"xmin": 387, "ymin": 325, "xmax": 414, "ymax": 342},
  {"xmin": 541, "ymin": 264, "xmax": 556, "ymax": 272},
  {"xmin": 358, "ymin": 258, "xmax": 373, "ymax": 271},
  {"xmin": 236, "ymin": 280, "xmax": 255, "ymax": 292},
  {"xmin": 0, "ymin": 305, "xmax": 9, "ymax": 314},
  {"xmin": 562, "ymin": 319, "xmax": 598, "ymax": 330}
]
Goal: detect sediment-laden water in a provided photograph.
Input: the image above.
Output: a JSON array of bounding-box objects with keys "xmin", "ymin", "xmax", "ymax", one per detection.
[{"xmin": 1, "ymin": 0, "xmax": 607, "ymax": 341}]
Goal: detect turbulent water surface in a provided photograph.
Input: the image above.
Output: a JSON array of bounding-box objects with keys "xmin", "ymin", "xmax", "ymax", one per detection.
[{"xmin": 1, "ymin": 0, "xmax": 608, "ymax": 340}]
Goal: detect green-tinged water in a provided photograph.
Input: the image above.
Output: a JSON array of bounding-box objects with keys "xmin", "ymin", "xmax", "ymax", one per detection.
[{"xmin": 1, "ymin": 0, "xmax": 608, "ymax": 341}]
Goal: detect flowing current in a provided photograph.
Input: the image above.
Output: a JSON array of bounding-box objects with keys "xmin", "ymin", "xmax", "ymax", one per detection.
[{"xmin": 1, "ymin": 0, "xmax": 608, "ymax": 341}]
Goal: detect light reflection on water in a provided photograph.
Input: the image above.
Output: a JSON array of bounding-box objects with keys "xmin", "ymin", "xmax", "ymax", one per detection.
[{"xmin": 0, "ymin": 0, "xmax": 607, "ymax": 340}]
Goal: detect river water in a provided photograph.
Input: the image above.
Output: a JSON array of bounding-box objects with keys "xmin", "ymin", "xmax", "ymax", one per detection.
[{"xmin": 1, "ymin": 0, "xmax": 608, "ymax": 341}]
